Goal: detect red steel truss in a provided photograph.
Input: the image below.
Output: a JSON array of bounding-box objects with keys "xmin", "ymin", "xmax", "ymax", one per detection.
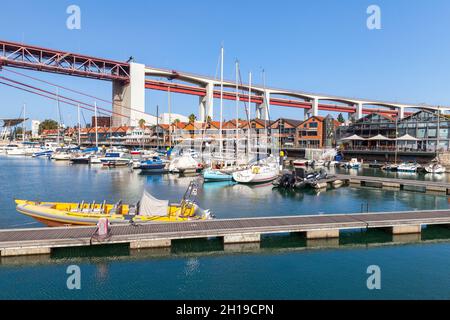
[{"xmin": 0, "ymin": 40, "xmax": 129, "ymax": 81}]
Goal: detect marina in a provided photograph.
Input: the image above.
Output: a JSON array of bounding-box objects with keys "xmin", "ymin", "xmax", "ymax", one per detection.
[
  {"xmin": 2, "ymin": 209, "xmax": 450, "ymax": 257},
  {"xmin": 2, "ymin": 1, "xmax": 450, "ymax": 303}
]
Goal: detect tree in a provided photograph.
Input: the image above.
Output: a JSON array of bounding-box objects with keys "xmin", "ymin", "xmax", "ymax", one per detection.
[
  {"xmin": 173, "ymin": 119, "xmax": 180, "ymax": 125},
  {"xmin": 337, "ymin": 113, "xmax": 345, "ymax": 123},
  {"xmin": 188, "ymin": 114, "xmax": 197, "ymax": 123},
  {"xmin": 138, "ymin": 119, "xmax": 146, "ymax": 129},
  {"xmin": 38, "ymin": 119, "xmax": 59, "ymax": 134}
]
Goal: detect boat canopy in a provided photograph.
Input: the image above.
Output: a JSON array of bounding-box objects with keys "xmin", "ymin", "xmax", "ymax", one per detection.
[
  {"xmin": 139, "ymin": 190, "xmax": 169, "ymax": 216},
  {"xmin": 82, "ymin": 147, "xmax": 99, "ymax": 153}
]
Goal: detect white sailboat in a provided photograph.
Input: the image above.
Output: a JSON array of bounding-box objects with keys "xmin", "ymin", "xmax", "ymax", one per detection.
[
  {"xmin": 397, "ymin": 162, "xmax": 421, "ymax": 172},
  {"xmin": 232, "ymin": 156, "xmax": 280, "ymax": 184},
  {"xmin": 424, "ymin": 162, "xmax": 445, "ymax": 174}
]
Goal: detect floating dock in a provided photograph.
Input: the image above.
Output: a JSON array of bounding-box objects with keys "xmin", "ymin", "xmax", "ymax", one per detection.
[
  {"xmin": 334, "ymin": 174, "xmax": 450, "ymax": 194},
  {"xmin": 1, "ymin": 210, "xmax": 450, "ymax": 257}
]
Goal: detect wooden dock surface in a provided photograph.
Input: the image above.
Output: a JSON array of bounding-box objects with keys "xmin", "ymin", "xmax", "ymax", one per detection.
[{"xmin": 1, "ymin": 209, "xmax": 450, "ymax": 256}]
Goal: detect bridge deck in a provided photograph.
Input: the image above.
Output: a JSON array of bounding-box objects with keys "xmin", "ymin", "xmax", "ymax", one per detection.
[{"xmin": 1, "ymin": 210, "xmax": 450, "ymax": 256}]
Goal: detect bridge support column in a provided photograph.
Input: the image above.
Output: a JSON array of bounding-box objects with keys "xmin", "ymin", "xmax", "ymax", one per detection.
[
  {"xmin": 352, "ymin": 102, "xmax": 363, "ymax": 121},
  {"xmin": 199, "ymin": 82, "xmax": 214, "ymax": 122},
  {"xmin": 398, "ymin": 106, "xmax": 405, "ymax": 119},
  {"xmin": 112, "ymin": 62, "xmax": 146, "ymax": 127},
  {"xmin": 256, "ymin": 91, "xmax": 270, "ymax": 120},
  {"xmin": 305, "ymin": 98, "xmax": 318, "ymax": 118}
]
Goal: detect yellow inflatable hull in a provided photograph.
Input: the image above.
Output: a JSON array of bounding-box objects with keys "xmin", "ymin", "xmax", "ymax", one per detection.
[{"xmin": 15, "ymin": 199, "xmax": 208, "ymax": 227}]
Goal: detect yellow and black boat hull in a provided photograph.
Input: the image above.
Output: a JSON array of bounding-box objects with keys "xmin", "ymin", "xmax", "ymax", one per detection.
[{"xmin": 15, "ymin": 200, "xmax": 210, "ymax": 227}]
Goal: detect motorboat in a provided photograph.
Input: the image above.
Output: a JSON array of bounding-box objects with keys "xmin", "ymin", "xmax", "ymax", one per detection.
[
  {"xmin": 89, "ymin": 155, "xmax": 102, "ymax": 165},
  {"xmin": 273, "ymin": 167, "xmax": 328, "ymax": 190},
  {"xmin": 15, "ymin": 181, "xmax": 212, "ymax": 227},
  {"xmin": 70, "ymin": 154, "xmax": 92, "ymax": 164},
  {"xmin": 342, "ymin": 158, "xmax": 361, "ymax": 169},
  {"xmin": 70, "ymin": 147, "xmax": 99, "ymax": 164},
  {"xmin": 6, "ymin": 147, "xmax": 27, "ymax": 156},
  {"xmin": 0, "ymin": 144, "xmax": 20, "ymax": 153},
  {"xmin": 169, "ymin": 155, "xmax": 201, "ymax": 174},
  {"xmin": 32, "ymin": 149, "xmax": 54, "ymax": 158},
  {"xmin": 232, "ymin": 164, "xmax": 279, "ymax": 184},
  {"xmin": 203, "ymin": 169, "xmax": 233, "ymax": 182},
  {"xmin": 397, "ymin": 162, "xmax": 421, "ymax": 172},
  {"xmin": 382, "ymin": 164, "xmax": 398, "ymax": 171},
  {"xmin": 139, "ymin": 156, "xmax": 166, "ymax": 173},
  {"xmin": 99, "ymin": 150, "xmax": 132, "ymax": 167},
  {"xmin": 424, "ymin": 163, "xmax": 445, "ymax": 174},
  {"xmin": 51, "ymin": 152, "xmax": 72, "ymax": 161},
  {"xmin": 293, "ymin": 159, "xmax": 308, "ymax": 168}
]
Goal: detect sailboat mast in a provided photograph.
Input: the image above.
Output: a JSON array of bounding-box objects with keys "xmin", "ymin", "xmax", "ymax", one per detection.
[
  {"xmin": 156, "ymin": 105, "xmax": 160, "ymax": 150},
  {"xmin": 437, "ymin": 106, "xmax": 441, "ymax": 154},
  {"xmin": 77, "ymin": 104, "xmax": 81, "ymax": 146},
  {"xmin": 94, "ymin": 101, "xmax": 98, "ymax": 148},
  {"xmin": 22, "ymin": 103, "xmax": 26, "ymax": 143},
  {"xmin": 248, "ymin": 72, "xmax": 252, "ymax": 161},
  {"xmin": 235, "ymin": 60, "xmax": 239, "ymax": 156},
  {"xmin": 168, "ymin": 87, "xmax": 172, "ymax": 149},
  {"xmin": 56, "ymin": 88, "xmax": 60, "ymax": 145},
  {"xmin": 219, "ymin": 46, "xmax": 224, "ymax": 155}
]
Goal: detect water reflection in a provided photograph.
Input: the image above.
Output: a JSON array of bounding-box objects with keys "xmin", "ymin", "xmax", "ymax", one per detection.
[{"xmin": 2, "ymin": 225, "xmax": 450, "ymax": 267}]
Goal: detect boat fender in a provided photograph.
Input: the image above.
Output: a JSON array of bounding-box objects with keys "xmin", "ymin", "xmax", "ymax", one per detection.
[
  {"xmin": 252, "ymin": 166, "xmax": 260, "ymax": 174},
  {"xmin": 97, "ymin": 218, "xmax": 110, "ymax": 238}
]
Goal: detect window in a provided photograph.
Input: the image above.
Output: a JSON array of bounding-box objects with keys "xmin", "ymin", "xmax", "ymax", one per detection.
[
  {"xmin": 428, "ymin": 129, "xmax": 437, "ymax": 138},
  {"xmin": 309, "ymin": 122, "xmax": 318, "ymax": 128}
]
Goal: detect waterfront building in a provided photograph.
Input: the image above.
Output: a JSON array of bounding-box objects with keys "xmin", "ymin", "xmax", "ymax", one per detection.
[
  {"xmin": 91, "ymin": 116, "xmax": 111, "ymax": 128},
  {"xmin": 269, "ymin": 116, "xmax": 340, "ymax": 148},
  {"xmin": 269, "ymin": 118, "xmax": 303, "ymax": 147},
  {"xmin": 31, "ymin": 120, "xmax": 40, "ymax": 139},
  {"xmin": 339, "ymin": 110, "xmax": 450, "ymax": 152}
]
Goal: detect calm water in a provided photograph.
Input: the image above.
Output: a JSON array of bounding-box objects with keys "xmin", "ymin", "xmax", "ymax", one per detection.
[{"xmin": 0, "ymin": 156, "xmax": 450, "ymax": 299}]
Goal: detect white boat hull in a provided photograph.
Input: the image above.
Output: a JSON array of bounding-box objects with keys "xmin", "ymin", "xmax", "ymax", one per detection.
[{"xmin": 232, "ymin": 166, "xmax": 279, "ymax": 184}]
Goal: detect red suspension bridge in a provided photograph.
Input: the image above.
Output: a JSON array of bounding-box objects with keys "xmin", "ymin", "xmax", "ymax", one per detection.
[{"xmin": 1, "ymin": 39, "xmax": 440, "ymax": 124}]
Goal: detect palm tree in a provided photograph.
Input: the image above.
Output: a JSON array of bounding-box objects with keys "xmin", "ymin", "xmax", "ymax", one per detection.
[
  {"xmin": 188, "ymin": 114, "xmax": 197, "ymax": 123},
  {"xmin": 138, "ymin": 119, "xmax": 146, "ymax": 148}
]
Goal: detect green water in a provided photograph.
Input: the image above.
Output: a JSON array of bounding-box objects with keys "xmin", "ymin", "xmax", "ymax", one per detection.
[{"xmin": 0, "ymin": 156, "xmax": 449, "ymax": 299}]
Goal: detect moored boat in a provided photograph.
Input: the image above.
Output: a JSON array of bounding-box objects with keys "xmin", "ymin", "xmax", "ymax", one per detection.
[
  {"xmin": 342, "ymin": 158, "xmax": 361, "ymax": 169},
  {"xmin": 169, "ymin": 155, "xmax": 201, "ymax": 174},
  {"xmin": 139, "ymin": 156, "xmax": 166, "ymax": 173},
  {"xmin": 232, "ymin": 164, "xmax": 279, "ymax": 184},
  {"xmin": 293, "ymin": 159, "xmax": 308, "ymax": 168},
  {"xmin": 15, "ymin": 181, "xmax": 212, "ymax": 227},
  {"xmin": 424, "ymin": 162, "xmax": 445, "ymax": 174},
  {"xmin": 203, "ymin": 169, "xmax": 233, "ymax": 182},
  {"xmin": 51, "ymin": 152, "xmax": 72, "ymax": 161},
  {"xmin": 397, "ymin": 162, "xmax": 421, "ymax": 172},
  {"xmin": 99, "ymin": 150, "xmax": 132, "ymax": 167}
]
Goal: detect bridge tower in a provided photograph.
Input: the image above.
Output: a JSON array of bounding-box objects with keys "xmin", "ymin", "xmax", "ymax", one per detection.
[{"xmin": 112, "ymin": 62, "xmax": 146, "ymax": 127}]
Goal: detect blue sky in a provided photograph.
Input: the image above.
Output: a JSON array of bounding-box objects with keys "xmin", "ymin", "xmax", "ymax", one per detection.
[{"xmin": 1, "ymin": 0, "xmax": 450, "ymax": 128}]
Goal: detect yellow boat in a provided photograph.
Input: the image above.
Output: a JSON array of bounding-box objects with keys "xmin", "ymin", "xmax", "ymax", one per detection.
[{"xmin": 15, "ymin": 182, "xmax": 212, "ymax": 227}]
